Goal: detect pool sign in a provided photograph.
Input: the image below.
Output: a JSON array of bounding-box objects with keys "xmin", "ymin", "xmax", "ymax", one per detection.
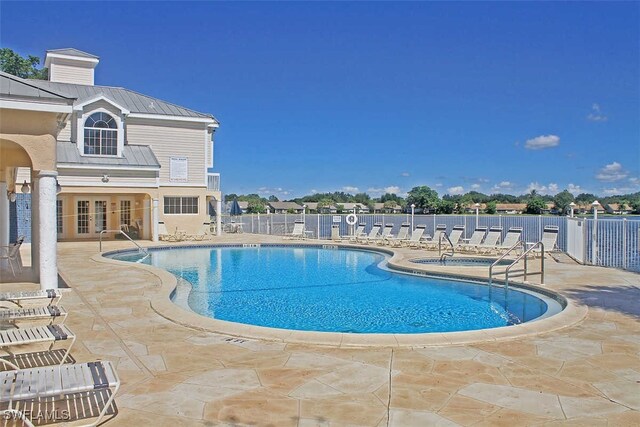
[{"xmin": 332, "ymin": 216, "xmax": 342, "ymax": 223}]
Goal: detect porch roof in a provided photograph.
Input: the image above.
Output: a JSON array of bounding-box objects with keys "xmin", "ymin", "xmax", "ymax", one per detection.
[{"xmin": 57, "ymin": 141, "xmax": 160, "ymax": 168}]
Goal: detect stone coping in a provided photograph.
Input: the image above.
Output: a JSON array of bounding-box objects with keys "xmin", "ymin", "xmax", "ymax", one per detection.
[{"xmin": 95, "ymin": 241, "xmax": 588, "ymax": 348}]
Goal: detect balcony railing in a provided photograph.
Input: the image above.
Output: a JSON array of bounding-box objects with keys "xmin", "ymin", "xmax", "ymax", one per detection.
[{"xmin": 207, "ymin": 173, "xmax": 220, "ymax": 191}]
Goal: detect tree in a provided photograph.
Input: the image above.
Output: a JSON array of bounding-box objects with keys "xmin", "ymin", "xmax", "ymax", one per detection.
[
  {"xmin": 553, "ymin": 190, "xmax": 575, "ymax": 215},
  {"xmin": 575, "ymin": 193, "xmax": 597, "ymax": 204},
  {"xmin": 246, "ymin": 199, "xmax": 265, "ymax": 214},
  {"xmin": 525, "ymin": 198, "xmax": 546, "ymax": 215},
  {"xmin": 437, "ymin": 200, "xmax": 456, "ymax": 214},
  {"xmin": 485, "ymin": 201, "xmax": 497, "ymax": 215},
  {"xmin": 268, "ymin": 195, "xmax": 279, "ymax": 202},
  {"xmin": 0, "ymin": 48, "xmax": 48, "ymax": 79},
  {"xmin": 379, "ymin": 193, "xmax": 405, "ymax": 205},
  {"xmin": 406, "ymin": 186, "xmax": 440, "ymax": 213}
]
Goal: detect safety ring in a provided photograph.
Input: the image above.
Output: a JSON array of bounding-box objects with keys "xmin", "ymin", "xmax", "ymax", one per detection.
[{"xmin": 345, "ymin": 213, "xmax": 358, "ymax": 225}]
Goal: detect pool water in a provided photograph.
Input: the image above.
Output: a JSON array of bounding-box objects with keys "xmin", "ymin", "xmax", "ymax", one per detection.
[{"xmin": 110, "ymin": 246, "xmax": 558, "ymax": 334}]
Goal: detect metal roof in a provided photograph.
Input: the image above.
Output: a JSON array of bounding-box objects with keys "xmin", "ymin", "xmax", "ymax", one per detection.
[
  {"xmin": 0, "ymin": 72, "xmax": 75, "ymax": 102},
  {"xmin": 57, "ymin": 141, "xmax": 160, "ymax": 168},
  {"xmin": 46, "ymin": 48, "xmax": 99, "ymax": 59},
  {"xmin": 30, "ymin": 80, "xmax": 218, "ymax": 121}
]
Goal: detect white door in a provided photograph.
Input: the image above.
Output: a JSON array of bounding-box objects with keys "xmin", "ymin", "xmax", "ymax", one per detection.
[{"xmin": 75, "ymin": 197, "xmax": 109, "ymax": 238}]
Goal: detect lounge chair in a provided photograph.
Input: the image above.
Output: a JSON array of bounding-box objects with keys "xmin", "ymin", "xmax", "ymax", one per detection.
[
  {"xmin": 0, "ymin": 324, "xmax": 75, "ymax": 370},
  {"xmin": 386, "ymin": 223, "xmax": 411, "ymax": 247},
  {"xmin": 476, "ymin": 226, "xmax": 504, "ymax": 254},
  {"xmin": 423, "ymin": 224, "xmax": 447, "ymax": 250},
  {"xmin": 348, "ymin": 223, "xmax": 366, "ymax": 242},
  {"xmin": 457, "ymin": 226, "xmax": 488, "ymax": 253},
  {"xmin": 406, "ymin": 225, "xmax": 427, "ymax": 248},
  {"xmin": 0, "ymin": 360, "xmax": 120, "ymax": 427},
  {"xmin": 532, "ymin": 225, "xmax": 560, "ymax": 257},
  {"xmin": 358, "ymin": 223, "xmax": 382, "ymax": 244},
  {"xmin": 188, "ymin": 222, "xmax": 211, "ymax": 241},
  {"xmin": 375, "ymin": 224, "xmax": 395, "ymax": 245},
  {"xmin": 448, "ymin": 225, "xmax": 465, "ymax": 246},
  {"xmin": 0, "ymin": 306, "xmax": 67, "ymax": 326},
  {"xmin": 495, "ymin": 227, "xmax": 524, "ymax": 255},
  {"xmin": 158, "ymin": 222, "xmax": 178, "ymax": 242},
  {"xmin": 0, "ymin": 236, "xmax": 24, "ymax": 277},
  {"xmin": 284, "ymin": 220, "xmax": 306, "ymax": 240},
  {"xmin": 0, "ymin": 290, "xmax": 62, "ymax": 308}
]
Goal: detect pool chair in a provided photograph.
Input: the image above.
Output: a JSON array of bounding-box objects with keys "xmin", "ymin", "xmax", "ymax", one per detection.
[
  {"xmin": 407, "ymin": 224, "xmax": 427, "ymax": 248},
  {"xmin": 0, "ymin": 360, "xmax": 120, "ymax": 427},
  {"xmin": 457, "ymin": 226, "xmax": 488, "ymax": 253},
  {"xmin": 358, "ymin": 223, "xmax": 382, "ymax": 244},
  {"xmin": 375, "ymin": 224, "xmax": 395, "ymax": 245},
  {"xmin": 448, "ymin": 225, "xmax": 465, "ymax": 246},
  {"xmin": 349, "ymin": 223, "xmax": 367, "ymax": 242},
  {"xmin": 0, "ymin": 290, "xmax": 62, "ymax": 308},
  {"xmin": 386, "ymin": 223, "xmax": 411, "ymax": 247},
  {"xmin": 0, "ymin": 324, "xmax": 76, "ymax": 370},
  {"xmin": 158, "ymin": 222, "xmax": 179, "ymax": 242},
  {"xmin": 0, "ymin": 305, "xmax": 67, "ymax": 326},
  {"xmin": 423, "ymin": 224, "xmax": 447, "ymax": 250},
  {"xmin": 476, "ymin": 226, "xmax": 504, "ymax": 254},
  {"xmin": 532, "ymin": 225, "xmax": 560, "ymax": 257},
  {"xmin": 495, "ymin": 227, "xmax": 523, "ymax": 255},
  {"xmin": 188, "ymin": 222, "xmax": 212, "ymax": 241},
  {"xmin": 0, "ymin": 236, "xmax": 24, "ymax": 277},
  {"xmin": 284, "ymin": 220, "xmax": 306, "ymax": 240}
]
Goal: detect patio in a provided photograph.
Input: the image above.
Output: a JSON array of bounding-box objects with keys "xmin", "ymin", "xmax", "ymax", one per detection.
[{"xmin": 3, "ymin": 236, "xmax": 639, "ymax": 426}]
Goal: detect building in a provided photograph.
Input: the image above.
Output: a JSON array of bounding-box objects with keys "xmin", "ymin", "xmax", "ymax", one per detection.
[
  {"xmin": 267, "ymin": 201, "xmax": 304, "ymax": 214},
  {"xmin": 604, "ymin": 203, "xmax": 633, "ymax": 215},
  {"xmin": 13, "ymin": 48, "xmax": 222, "ymax": 241},
  {"xmin": 305, "ymin": 202, "xmax": 337, "ymax": 214},
  {"xmin": 340, "ymin": 203, "xmax": 370, "ymax": 213},
  {"xmin": 495, "ymin": 203, "xmax": 526, "ymax": 214},
  {"xmin": 373, "ymin": 203, "xmax": 403, "ymax": 214}
]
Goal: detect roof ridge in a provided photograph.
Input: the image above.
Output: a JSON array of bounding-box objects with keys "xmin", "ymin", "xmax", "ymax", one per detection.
[{"xmin": 119, "ymin": 86, "xmax": 217, "ymax": 121}]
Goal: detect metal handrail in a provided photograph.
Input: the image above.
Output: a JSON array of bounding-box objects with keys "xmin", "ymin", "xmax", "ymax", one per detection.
[
  {"xmin": 490, "ymin": 240, "xmax": 544, "ymax": 288},
  {"xmin": 99, "ymin": 229, "xmax": 148, "ymax": 254},
  {"xmin": 438, "ymin": 231, "xmax": 455, "ymax": 262},
  {"xmin": 489, "ymin": 240, "xmax": 525, "ymax": 285}
]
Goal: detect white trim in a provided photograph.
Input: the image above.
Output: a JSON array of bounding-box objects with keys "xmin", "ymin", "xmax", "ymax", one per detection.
[
  {"xmin": 73, "ymin": 94, "xmax": 130, "ymax": 115},
  {"xmin": 158, "ymin": 182, "xmax": 207, "ymax": 188},
  {"xmin": 0, "ymin": 99, "xmax": 73, "ymax": 113},
  {"xmin": 79, "ymin": 107, "xmax": 124, "ymax": 157},
  {"xmin": 57, "ymin": 164, "xmax": 160, "ymax": 171},
  {"xmin": 128, "ymin": 112, "xmax": 217, "ymax": 124},
  {"xmin": 45, "ymin": 53, "xmax": 99, "ymax": 68},
  {"xmin": 59, "ymin": 180, "xmax": 159, "ymax": 188}
]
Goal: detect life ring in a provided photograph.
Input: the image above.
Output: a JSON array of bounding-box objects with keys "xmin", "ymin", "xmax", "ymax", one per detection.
[{"xmin": 346, "ymin": 213, "xmax": 358, "ymax": 225}]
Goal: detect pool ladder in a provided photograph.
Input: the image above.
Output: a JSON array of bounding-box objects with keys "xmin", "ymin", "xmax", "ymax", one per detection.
[
  {"xmin": 438, "ymin": 231, "xmax": 455, "ymax": 263},
  {"xmin": 99, "ymin": 229, "xmax": 148, "ymax": 255},
  {"xmin": 489, "ymin": 240, "xmax": 545, "ymax": 288}
]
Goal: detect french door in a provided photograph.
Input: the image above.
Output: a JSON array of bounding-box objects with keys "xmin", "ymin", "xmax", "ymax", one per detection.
[{"xmin": 75, "ymin": 197, "xmax": 109, "ymax": 238}]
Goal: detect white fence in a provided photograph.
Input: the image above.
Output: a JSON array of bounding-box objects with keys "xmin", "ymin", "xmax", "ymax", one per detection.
[{"xmin": 227, "ymin": 213, "xmax": 640, "ymax": 272}]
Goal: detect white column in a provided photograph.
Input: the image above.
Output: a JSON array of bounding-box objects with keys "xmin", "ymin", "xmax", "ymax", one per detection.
[
  {"xmin": 152, "ymin": 198, "xmax": 159, "ymax": 242},
  {"xmin": 38, "ymin": 171, "xmax": 58, "ymax": 290},
  {"xmin": 216, "ymin": 199, "xmax": 222, "ymax": 236},
  {"xmin": 31, "ymin": 179, "xmax": 40, "ymax": 279},
  {"xmin": 0, "ymin": 182, "xmax": 9, "ymax": 248}
]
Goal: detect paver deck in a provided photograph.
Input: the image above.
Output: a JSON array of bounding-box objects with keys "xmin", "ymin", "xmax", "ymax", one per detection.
[{"xmin": 1, "ymin": 236, "xmax": 639, "ymax": 426}]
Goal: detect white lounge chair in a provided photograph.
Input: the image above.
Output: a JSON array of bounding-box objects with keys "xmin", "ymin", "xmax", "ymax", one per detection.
[
  {"xmin": 0, "ymin": 324, "xmax": 75, "ymax": 370},
  {"xmin": 495, "ymin": 227, "xmax": 523, "ymax": 255},
  {"xmin": 457, "ymin": 226, "xmax": 488, "ymax": 253},
  {"xmin": 358, "ymin": 223, "xmax": 382, "ymax": 244},
  {"xmin": 0, "ymin": 306, "xmax": 67, "ymax": 326},
  {"xmin": 407, "ymin": 225, "xmax": 427, "ymax": 248},
  {"xmin": 532, "ymin": 225, "xmax": 560, "ymax": 257},
  {"xmin": 386, "ymin": 223, "xmax": 411, "ymax": 247},
  {"xmin": 476, "ymin": 226, "xmax": 504, "ymax": 254},
  {"xmin": 188, "ymin": 222, "xmax": 211, "ymax": 241},
  {"xmin": 0, "ymin": 290, "xmax": 62, "ymax": 308},
  {"xmin": 424, "ymin": 224, "xmax": 447, "ymax": 250},
  {"xmin": 375, "ymin": 224, "xmax": 395, "ymax": 245},
  {"xmin": 349, "ymin": 223, "xmax": 367, "ymax": 242},
  {"xmin": 0, "ymin": 236, "xmax": 24, "ymax": 277},
  {"xmin": 284, "ymin": 220, "xmax": 306, "ymax": 240},
  {"xmin": 158, "ymin": 222, "xmax": 178, "ymax": 242},
  {"xmin": 0, "ymin": 361, "xmax": 120, "ymax": 427},
  {"xmin": 448, "ymin": 225, "xmax": 465, "ymax": 246}
]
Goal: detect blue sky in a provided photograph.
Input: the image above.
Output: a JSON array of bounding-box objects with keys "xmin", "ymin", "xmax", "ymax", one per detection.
[{"xmin": 2, "ymin": 1, "xmax": 639, "ymax": 199}]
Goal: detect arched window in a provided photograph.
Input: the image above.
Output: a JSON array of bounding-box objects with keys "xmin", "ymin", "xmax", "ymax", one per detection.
[{"xmin": 84, "ymin": 112, "xmax": 118, "ymax": 155}]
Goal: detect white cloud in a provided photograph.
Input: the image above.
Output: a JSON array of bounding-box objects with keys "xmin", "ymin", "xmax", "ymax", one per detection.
[
  {"xmin": 434, "ymin": 183, "xmax": 443, "ymax": 188},
  {"xmin": 587, "ymin": 103, "xmax": 608, "ymax": 122},
  {"xmin": 471, "ymin": 184, "xmax": 481, "ymax": 190},
  {"xmin": 596, "ymin": 162, "xmax": 627, "ymax": 182},
  {"xmin": 401, "ymin": 172, "xmax": 410, "ymax": 177},
  {"xmin": 341, "ymin": 186, "xmax": 359, "ymax": 193},
  {"xmin": 257, "ymin": 186, "xmax": 289, "ymax": 196},
  {"xmin": 629, "ymin": 177, "xmax": 640, "ymax": 187},
  {"xmin": 447, "ymin": 186, "xmax": 465, "ymax": 195},
  {"xmin": 310, "ymin": 189, "xmax": 318, "ymax": 194},
  {"xmin": 524, "ymin": 182, "xmax": 559, "ymax": 195},
  {"xmin": 491, "ymin": 181, "xmax": 515, "ymax": 192},
  {"xmin": 603, "ymin": 187, "xmax": 624, "ymax": 195},
  {"xmin": 525, "ymin": 135, "xmax": 560, "ymax": 150},
  {"xmin": 367, "ymin": 186, "xmax": 402, "ymax": 196},
  {"xmin": 566, "ymin": 183, "xmax": 582, "ymax": 195}
]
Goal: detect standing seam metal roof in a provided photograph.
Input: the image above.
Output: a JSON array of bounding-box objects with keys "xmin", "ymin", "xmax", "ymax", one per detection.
[
  {"xmin": 57, "ymin": 141, "xmax": 160, "ymax": 168},
  {"xmin": 0, "ymin": 72, "xmax": 75, "ymax": 102}
]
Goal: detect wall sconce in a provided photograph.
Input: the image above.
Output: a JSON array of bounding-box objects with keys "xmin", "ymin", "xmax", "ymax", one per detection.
[
  {"xmin": 56, "ymin": 180, "xmax": 62, "ymax": 194},
  {"xmin": 7, "ymin": 191, "xmax": 17, "ymax": 203},
  {"xmin": 101, "ymin": 174, "xmax": 110, "ymax": 183},
  {"xmin": 21, "ymin": 180, "xmax": 30, "ymax": 194}
]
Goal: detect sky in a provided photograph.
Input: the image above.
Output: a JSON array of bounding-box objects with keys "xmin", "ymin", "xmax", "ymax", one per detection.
[{"xmin": 2, "ymin": 1, "xmax": 639, "ymax": 200}]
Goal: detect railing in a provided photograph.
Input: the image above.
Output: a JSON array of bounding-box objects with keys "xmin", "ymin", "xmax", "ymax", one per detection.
[
  {"xmin": 99, "ymin": 229, "xmax": 148, "ymax": 254},
  {"xmin": 438, "ymin": 232, "xmax": 455, "ymax": 262},
  {"xmin": 489, "ymin": 241, "xmax": 544, "ymax": 288},
  {"xmin": 207, "ymin": 173, "xmax": 220, "ymax": 191}
]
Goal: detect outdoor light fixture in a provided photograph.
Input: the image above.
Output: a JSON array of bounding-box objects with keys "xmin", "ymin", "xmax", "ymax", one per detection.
[
  {"xmin": 56, "ymin": 180, "xmax": 62, "ymax": 194},
  {"xmin": 7, "ymin": 191, "xmax": 17, "ymax": 203},
  {"xmin": 20, "ymin": 180, "xmax": 30, "ymax": 194},
  {"xmin": 101, "ymin": 174, "xmax": 110, "ymax": 183}
]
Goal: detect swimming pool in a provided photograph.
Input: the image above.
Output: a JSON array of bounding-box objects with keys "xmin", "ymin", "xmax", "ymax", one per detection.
[
  {"xmin": 109, "ymin": 245, "xmax": 562, "ymax": 334},
  {"xmin": 411, "ymin": 257, "xmax": 512, "ymax": 267}
]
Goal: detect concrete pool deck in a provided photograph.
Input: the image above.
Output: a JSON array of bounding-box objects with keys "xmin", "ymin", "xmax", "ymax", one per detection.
[{"xmin": 2, "ymin": 236, "xmax": 640, "ymax": 426}]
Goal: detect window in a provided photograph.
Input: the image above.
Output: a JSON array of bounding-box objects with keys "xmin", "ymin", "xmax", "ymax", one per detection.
[
  {"xmin": 56, "ymin": 200, "xmax": 63, "ymax": 234},
  {"xmin": 164, "ymin": 196, "xmax": 198, "ymax": 214},
  {"xmin": 84, "ymin": 112, "xmax": 118, "ymax": 155},
  {"xmin": 120, "ymin": 200, "xmax": 131, "ymax": 226}
]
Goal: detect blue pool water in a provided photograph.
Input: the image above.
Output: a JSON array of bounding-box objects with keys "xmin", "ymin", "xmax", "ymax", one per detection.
[{"xmin": 110, "ymin": 245, "xmax": 559, "ymax": 334}]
